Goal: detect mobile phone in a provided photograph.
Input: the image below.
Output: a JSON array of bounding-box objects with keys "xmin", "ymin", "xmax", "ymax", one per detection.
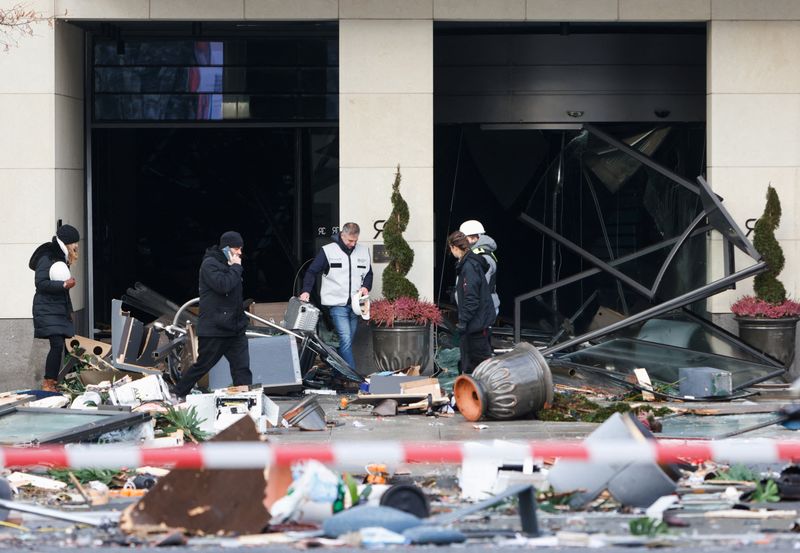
[{"xmin": 222, "ymin": 246, "xmax": 232, "ymax": 261}]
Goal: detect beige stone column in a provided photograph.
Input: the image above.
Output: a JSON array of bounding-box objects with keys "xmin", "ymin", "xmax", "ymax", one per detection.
[
  {"xmin": 707, "ymin": 19, "xmax": 800, "ymax": 313},
  {"xmin": 0, "ymin": 2, "xmax": 57, "ymax": 321},
  {"xmin": 0, "ymin": 5, "xmax": 85, "ymax": 384},
  {"xmin": 339, "ymin": 8, "xmax": 434, "ymax": 300}
]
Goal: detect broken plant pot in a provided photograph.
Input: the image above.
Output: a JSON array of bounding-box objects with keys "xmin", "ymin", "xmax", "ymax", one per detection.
[
  {"xmin": 284, "ymin": 395, "xmax": 327, "ymax": 431},
  {"xmin": 454, "ymin": 342, "xmax": 553, "ymax": 422},
  {"xmin": 548, "ymin": 412, "xmax": 679, "ymax": 508}
]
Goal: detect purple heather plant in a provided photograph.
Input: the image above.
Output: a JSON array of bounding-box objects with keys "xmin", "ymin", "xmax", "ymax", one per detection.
[
  {"xmin": 731, "ymin": 296, "xmax": 800, "ymax": 319},
  {"xmin": 370, "ymin": 296, "xmax": 443, "ymax": 327}
]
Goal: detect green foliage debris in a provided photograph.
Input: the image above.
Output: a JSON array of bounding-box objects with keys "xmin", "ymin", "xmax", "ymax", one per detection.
[
  {"xmin": 537, "ymin": 392, "xmax": 671, "ymax": 423},
  {"xmin": 750, "ymin": 479, "xmax": 780, "ymax": 503},
  {"xmin": 712, "ymin": 464, "xmax": 758, "ymax": 482},
  {"xmin": 157, "ymin": 405, "xmax": 210, "ymax": 443},
  {"xmin": 47, "ymin": 468, "xmax": 119, "ymax": 486},
  {"xmin": 629, "ymin": 517, "xmax": 669, "ymax": 537}
]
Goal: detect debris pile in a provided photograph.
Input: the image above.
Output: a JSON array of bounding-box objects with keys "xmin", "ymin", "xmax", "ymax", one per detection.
[{"xmin": 2, "ymin": 285, "xmax": 800, "ymax": 549}]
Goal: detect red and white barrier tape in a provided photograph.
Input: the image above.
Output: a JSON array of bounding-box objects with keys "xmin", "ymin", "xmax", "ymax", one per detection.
[{"xmin": 1, "ymin": 440, "xmax": 800, "ymax": 470}]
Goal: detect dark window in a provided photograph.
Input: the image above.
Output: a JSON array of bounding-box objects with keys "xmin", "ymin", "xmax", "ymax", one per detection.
[{"xmin": 93, "ymin": 38, "xmax": 339, "ymax": 122}]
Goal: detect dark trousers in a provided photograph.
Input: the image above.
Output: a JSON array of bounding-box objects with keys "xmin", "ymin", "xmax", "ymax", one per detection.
[
  {"xmin": 45, "ymin": 335, "xmax": 66, "ymax": 380},
  {"xmin": 459, "ymin": 328, "xmax": 492, "ymax": 374},
  {"xmin": 174, "ymin": 334, "xmax": 251, "ymax": 396}
]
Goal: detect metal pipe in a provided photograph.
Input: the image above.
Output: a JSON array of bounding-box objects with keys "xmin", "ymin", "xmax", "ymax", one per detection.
[
  {"xmin": 171, "ymin": 298, "xmax": 303, "ymax": 339},
  {"xmin": 542, "ymin": 260, "xmax": 767, "ymax": 356},
  {"xmin": 245, "ymin": 311, "xmax": 302, "ymax": 339},
  {"xmin": 515, "ymin": 224, "xmax": 713, "ymax": 304},
  {"xmin": 0, "ymin": 497, "xmax": 113, "ymax": 527},
  {"xmin": 585, "ymin": 124, "xmax": 700, "ymax": 195},
  {"xmin": 172, "ymin": 297, "xmax": 200, "ymax": 328},
  {"xmin": 649, "ymin": 210, "xmax": 709, "ymax": 296},
  {"xmin": 520, "ymin": 213, "xmax": 654, "ymax": 299}
]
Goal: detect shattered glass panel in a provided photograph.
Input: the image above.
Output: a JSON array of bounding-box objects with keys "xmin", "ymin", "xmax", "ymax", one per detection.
[
  {"xmin": 659, "ymin": 413, "xmax": 782, "ymax": 439},
  {"xmin": 559, "ymin": 338, "xmax": 782, "ymax": 392},
  {"xmin": 632, "ymin": 310, "xmax": 782, "ymax": 367},
  {"xmin": 522, "ymin": 129, "xmax": 703, "ymax": 293},
  {"xmin": 0, "ymin": 411, "xmax": 109, "ymax": 445}
]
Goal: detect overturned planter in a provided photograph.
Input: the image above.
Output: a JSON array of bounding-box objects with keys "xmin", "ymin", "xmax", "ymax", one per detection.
[
  {"xmin": 454, "ymin": 342, "xmax": 553, "ymax": 422},
  {"xmin": 548, "ymin": 412, "xmax": 679, "ymax": 508}
]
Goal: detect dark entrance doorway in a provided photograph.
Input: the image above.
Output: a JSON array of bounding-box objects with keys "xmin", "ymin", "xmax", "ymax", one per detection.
[
  {"xmin": 84, "ymin": 24, "xmax": 341, "ymax": 331},
  {"xmin": 433, "ymin": 23, "xmax": 708, "ymax": 337},
  {"xmin": 91, "ymin": 127, "xmax": 338, "ymax": 328}
]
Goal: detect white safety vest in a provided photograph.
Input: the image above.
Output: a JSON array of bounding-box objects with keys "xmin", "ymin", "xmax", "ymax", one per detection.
[{"xmin": 320, "ymin": 242, "xmax": 371, "ymax": 306}]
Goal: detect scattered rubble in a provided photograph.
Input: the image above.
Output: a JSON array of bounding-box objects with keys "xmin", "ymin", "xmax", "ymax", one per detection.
[
  {"xmin": 1, "ymin": 287, "xmax": 799, "ymax": 549},
  {"xmin": 120, "ymin": 417, "xmax": 270, "ymax": 536}
]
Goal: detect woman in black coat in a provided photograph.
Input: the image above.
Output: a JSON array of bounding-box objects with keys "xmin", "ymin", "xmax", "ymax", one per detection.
[
  {"xmin": 448, "ymin": 230, "xmax": 496, "ymax": 374},
  {"xmin": 29, "ymin": 224, "xmax": 80, "ymax": 391}
]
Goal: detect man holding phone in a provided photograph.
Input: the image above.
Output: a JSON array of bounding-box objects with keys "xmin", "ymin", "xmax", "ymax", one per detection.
[{"xmin": 172, "ymin": 231, "xmax": 252, "ymax": 398}]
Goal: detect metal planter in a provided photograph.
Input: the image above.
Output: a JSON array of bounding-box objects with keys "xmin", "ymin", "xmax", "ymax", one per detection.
[
  {"xmin": 454, "ymin": 342, "xmax": 553, "ymax": 422},
  {"xmin": 371, "ymin": 323, "xmax": 431, "ymax": 373},
  {"xmin": 736, "ymin": 316, "xmax": 799, "ymax": 367}
]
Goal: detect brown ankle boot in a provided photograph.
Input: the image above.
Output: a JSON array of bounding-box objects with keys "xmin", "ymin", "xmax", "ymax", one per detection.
[{"xmin": 41, "ymin": 378, "xmax": 58, "ymax": 392}]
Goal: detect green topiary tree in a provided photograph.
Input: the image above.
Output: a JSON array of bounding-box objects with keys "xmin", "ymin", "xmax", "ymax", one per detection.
[
  {"xmin": 382, "ymin": 165, "xmax": 419, "ymax": 300},
  {"xmin": 753, "ymin": 185, "xmax": 786, "ymax": 304}
]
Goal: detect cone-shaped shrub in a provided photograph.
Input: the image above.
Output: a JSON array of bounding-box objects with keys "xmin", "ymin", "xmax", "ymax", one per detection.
[
  {"xmin": 382, "ymin": 165, "xmax": 419, "ymax": 300},
  {"xmin": 753, "ymin": 185, "xmax": 786, "ymax": 304}
]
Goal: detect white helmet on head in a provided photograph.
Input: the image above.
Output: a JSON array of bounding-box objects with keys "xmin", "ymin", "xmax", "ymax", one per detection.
[{"xmin": 459, "ymin": 220, "xmax": 485, "ymax": 236}]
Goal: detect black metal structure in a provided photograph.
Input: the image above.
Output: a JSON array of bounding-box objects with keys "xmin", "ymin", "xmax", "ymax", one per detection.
[{"xmin": 512, "ymin": 124, "xmax": 765, "ymax": 352}]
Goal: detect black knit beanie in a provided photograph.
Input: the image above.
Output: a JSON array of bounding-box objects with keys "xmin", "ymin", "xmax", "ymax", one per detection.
[
  {"xmin": 219, "ymin": 231, "xmax": 244, "ymax": 249},
  {"xmin": 56, "ymin": 224, "xmax": 80, "ymax": 245}
]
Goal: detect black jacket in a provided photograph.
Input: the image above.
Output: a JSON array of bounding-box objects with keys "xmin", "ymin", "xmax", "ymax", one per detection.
[
  {"xmin": 454, "ymin": 250, "xmax": 496, "ymax": 334},
  {"xmin": 29, "ymin": 239, "xmax": 75, "ymax": 338},
  {"xmin": 196, "ymin": 246, "xmax": 248, "ymax": 337}
]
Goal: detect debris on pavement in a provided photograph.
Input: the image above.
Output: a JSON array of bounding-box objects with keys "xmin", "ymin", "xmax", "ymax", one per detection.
[
  {"xmin": 120, "ymin": 416, "xmax": 270, "ymax": 536},
  {"xmin": 548, "ymin": 412, "xmax": 679, "ymax": 507},
  {"xmin": 283, "ymin": 395, "xmax": 327, "ymax": 431},
  {"xmin": 2, "ymin": 277, "xmax": 800, "ymax": 549}
]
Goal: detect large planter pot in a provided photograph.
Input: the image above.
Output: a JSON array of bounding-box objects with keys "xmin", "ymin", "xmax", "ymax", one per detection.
[
  {"xmin": 736, "ymin": 316, "xmax": 799, "ymax": 367},
  {"xmin": 371, "ymin": 323, "xmax": 431, "ymax": 373},
  {"xmin": 454, "ymin": 342, "xmax": 553, "ymax": 422}
]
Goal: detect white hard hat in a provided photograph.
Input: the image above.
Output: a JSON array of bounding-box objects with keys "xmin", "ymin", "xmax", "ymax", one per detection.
[
  {"xmin": 49, "ymin": 261, "xmax": 71, "ymax": 281},
  {"xmin": 351, "ymin": 291, "xmax": 370, "ymax": 320},
  {"xmin": 459, "ymin": 220, "xmax": 485, "ymax": 236}
]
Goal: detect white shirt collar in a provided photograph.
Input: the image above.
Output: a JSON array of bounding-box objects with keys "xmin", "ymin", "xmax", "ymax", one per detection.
[{"xmin": 56, "ymin": 237, "xmax": 69, "ymax": 258}]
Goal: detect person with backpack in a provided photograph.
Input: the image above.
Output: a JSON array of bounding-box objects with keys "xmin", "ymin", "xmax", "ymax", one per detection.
[
  {"xmin": 459, "ymin": 219, "xmax": 500, "ymax": 316},
  {"xmin": 448, "ymin": 230, "xmax": 495, "ymax": 374}
]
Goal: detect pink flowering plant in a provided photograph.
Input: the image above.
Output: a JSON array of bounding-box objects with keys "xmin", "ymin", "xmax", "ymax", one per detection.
[
  {"xmin": 731, "ymin": 186, "xmax": 800, "ymax": 319},
  {"xmin": 730, "ymin": 296, "xmax": 800, "ymax": 319},
  {"xmin": 370, "ymin": 296, "xmax": 443, "ymax": 327}
]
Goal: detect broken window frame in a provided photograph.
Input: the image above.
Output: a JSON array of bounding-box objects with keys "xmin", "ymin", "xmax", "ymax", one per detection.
[
  {"xmin": 513, "ymin": 124, "xmax": 766, "ymax": 358},
  {"xmin": 0, "ymin": 406, "xmax": 150, "ymax": 445}
]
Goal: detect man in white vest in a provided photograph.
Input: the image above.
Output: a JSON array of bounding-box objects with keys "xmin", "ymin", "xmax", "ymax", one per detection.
[{"xmin": 299, "ymin": 222, "xmax": 373, "ymax": 369}]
